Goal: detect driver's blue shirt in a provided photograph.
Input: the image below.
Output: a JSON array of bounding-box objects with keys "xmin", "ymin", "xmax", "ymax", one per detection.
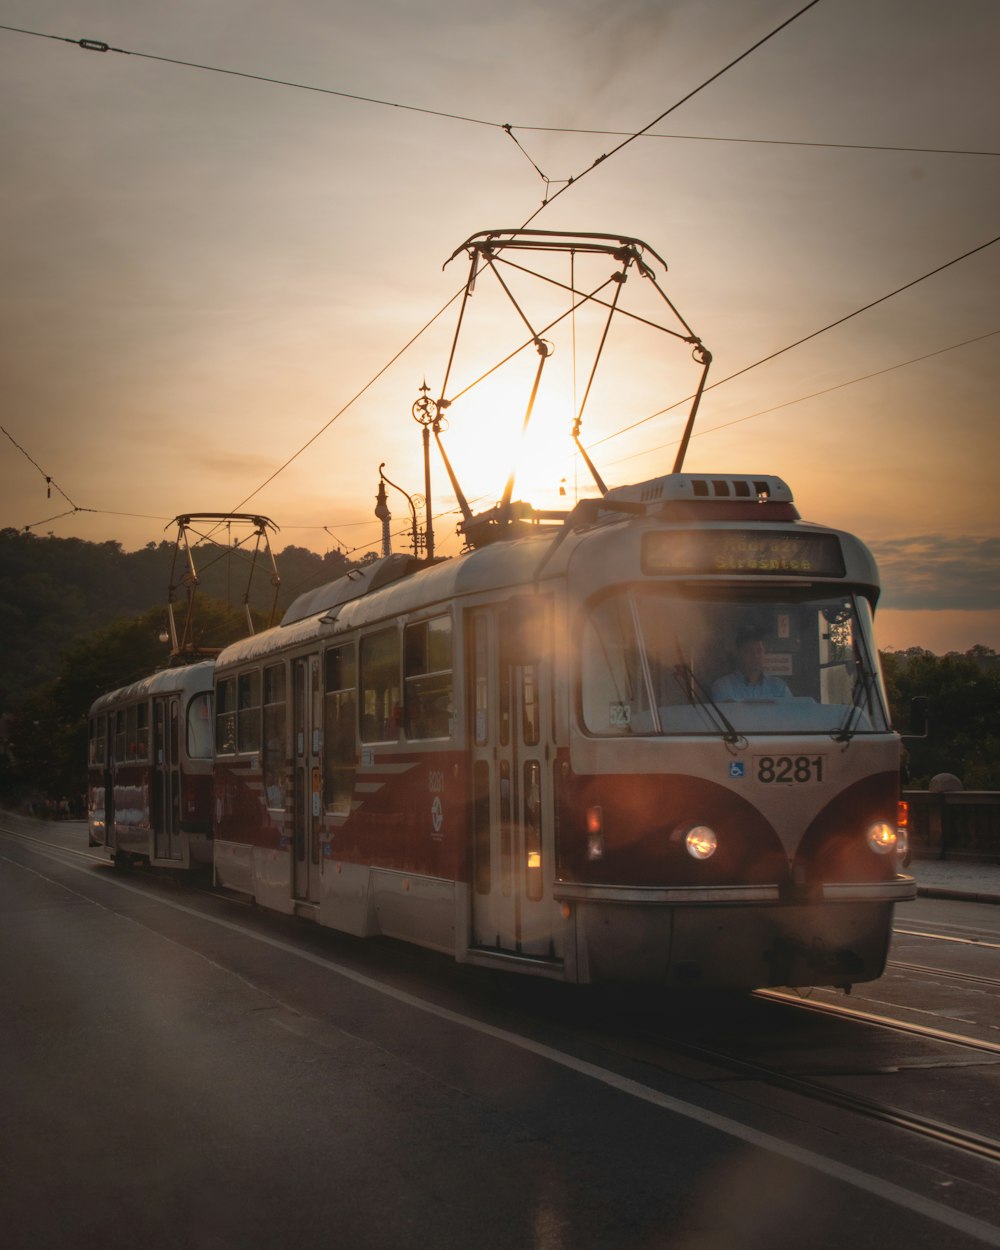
[{"xmin": 711, "ymin": 672, "xmax": 791, "ymax": 702}]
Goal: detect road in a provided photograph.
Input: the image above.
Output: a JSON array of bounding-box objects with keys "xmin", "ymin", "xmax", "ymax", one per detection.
[{"xmin": 2, "ymin": 817, "xmax": 998, "ymax": 1250}]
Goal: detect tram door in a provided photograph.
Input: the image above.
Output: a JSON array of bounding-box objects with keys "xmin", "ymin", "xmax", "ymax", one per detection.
[
  {"xmin": 469, "ymin": 599, "xmax": 555, "ymax": 959},
  {"xmin": 152, "ymin": 695, "xmax": 182, "ymax": 860},
  {"xmin": 292, "ymin": 656, "xmax": 322, "ymax": 904}
]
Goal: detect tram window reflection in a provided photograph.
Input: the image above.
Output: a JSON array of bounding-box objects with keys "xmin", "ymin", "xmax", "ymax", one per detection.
[
  {"xmin": 187, "ymin": 692, "xmax": 214, "ymax": 760},
  {"xmin": 215, "ymin": 678, "xmax": 237, "ymax": 755},
  {"xmin": 404, "ymin": 616, "xmax": 453, "ymax": 739},
  {"xmin": 237, "ymin": 670, "xmax": 262, "ymax": 753},
  {"xmin": 263, "ymin": 664, "xmax": 287, "ymax": 810},
  {"xmin": 324, "ymin": 644, "xmax": 356, "ymax": 813},
  {"xmin": 360, "ymin": 627, "xmax": 401, "ymax": 742}
]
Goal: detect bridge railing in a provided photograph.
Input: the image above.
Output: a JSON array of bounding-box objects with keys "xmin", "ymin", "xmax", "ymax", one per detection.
[{"xmin": 904, "ymin": 790, "xmax": 1000, "ymax": 863}]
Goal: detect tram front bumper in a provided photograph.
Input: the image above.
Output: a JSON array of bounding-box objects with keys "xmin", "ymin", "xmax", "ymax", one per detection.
[{"xmin": 555, "ymin": 878, "xmax": 916, "ymax": 989}]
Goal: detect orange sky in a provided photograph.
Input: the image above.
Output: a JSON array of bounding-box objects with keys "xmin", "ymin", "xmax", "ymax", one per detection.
[{"xmin": 1, "ymin": 0, "xmax": 998, "ymax": 655}]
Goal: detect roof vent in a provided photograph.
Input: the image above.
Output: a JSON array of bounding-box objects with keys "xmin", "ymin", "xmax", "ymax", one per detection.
[{"xmin": 605, "ymin": 473, "xmax": 794, "ymax": 507}]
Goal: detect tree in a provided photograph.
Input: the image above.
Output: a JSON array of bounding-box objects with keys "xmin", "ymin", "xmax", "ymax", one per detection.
[
  {"xmin": 1, "ymin": 598, "xmax": 262, "ymax": 806},
  {"xmin": 881, "ymin": 646, "xmax": 1000, "ymax": 789}
]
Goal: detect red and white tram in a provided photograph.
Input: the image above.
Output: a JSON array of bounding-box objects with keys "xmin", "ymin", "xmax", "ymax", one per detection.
[
  {"xmin": 208, "ymin": 471, "xmax": 914, "ymax": 989},
  {"xmin": 88, "ymin": 661, "xmax": 215, "ymax": 870}
]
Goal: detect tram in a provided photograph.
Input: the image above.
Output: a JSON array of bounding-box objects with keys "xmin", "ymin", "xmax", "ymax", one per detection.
[
  {"xmin": 87, "ymin": 661, "xmax": 215, "ymax": 870},
  {"xmin": 209, "ymin": 471, "xmax": 914, "ymax": 989},
  {"xmin": 86, "ymin": 229, "xmax": 915, "ymax": 988}
]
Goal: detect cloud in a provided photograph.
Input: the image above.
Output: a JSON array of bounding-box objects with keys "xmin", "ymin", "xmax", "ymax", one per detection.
[{"xmin": 868, "ymin": 535, "xmax": 1000, "ymax": 610}]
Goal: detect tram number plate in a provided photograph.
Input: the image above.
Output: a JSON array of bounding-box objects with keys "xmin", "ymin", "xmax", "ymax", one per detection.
[{"xmin": 754, "ymin": 754, "xmax": 825, "ymax": 784}]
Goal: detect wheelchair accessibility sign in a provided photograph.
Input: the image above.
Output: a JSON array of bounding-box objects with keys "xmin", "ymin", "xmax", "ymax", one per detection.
[{"xmin": 729, "ymin": 761, "xmax": 746, "ymax": 779}]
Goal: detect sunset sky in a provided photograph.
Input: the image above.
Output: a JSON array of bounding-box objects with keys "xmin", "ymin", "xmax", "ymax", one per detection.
[{"xmin": 2, "ymin": 0, "xmax": 998, "ymax": 654}]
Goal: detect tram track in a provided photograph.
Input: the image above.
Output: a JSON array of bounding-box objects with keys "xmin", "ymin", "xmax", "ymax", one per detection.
[
  {"xmin": 887, "ymin": 960, "xmax": 1000, "ymax": 991},
  {"xmin": 895, "ymin": 926, "xmax": 1000, "ymax": 951},
  {"xmin": 629, "ymin": 1016, "xmax": 1000, "ymax": 1167},
  {"xmin": 757, "ymin": 987, "xmax": 1000, "ymax": 1055}
]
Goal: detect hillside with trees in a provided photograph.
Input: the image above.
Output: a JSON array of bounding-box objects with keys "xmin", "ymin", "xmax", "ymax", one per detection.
[{"xmin": 0, "ymin": 526, "xmax": 354, "ymax": 709}]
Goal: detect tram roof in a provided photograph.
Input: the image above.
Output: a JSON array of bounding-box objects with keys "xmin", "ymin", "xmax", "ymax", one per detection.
[{"xmin": 88, "ymin": 658, "xmax": 216, "ymax": 716}]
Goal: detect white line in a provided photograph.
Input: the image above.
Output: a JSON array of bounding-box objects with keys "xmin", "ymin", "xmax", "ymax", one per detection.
[{"xmin": 5, "ymin": 832, "xmax": 1000, "ymax": 1248}]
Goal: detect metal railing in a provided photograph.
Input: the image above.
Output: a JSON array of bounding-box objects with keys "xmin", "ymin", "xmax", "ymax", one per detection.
[{"xmin": 904, "ymin": 790, "xmax": 1000, "ymax": 863}]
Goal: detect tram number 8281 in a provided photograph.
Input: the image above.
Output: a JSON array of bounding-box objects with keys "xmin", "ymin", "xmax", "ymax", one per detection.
[{"xmin": 754, "ymin": 755, "xmax": 825, "ymax": 784}]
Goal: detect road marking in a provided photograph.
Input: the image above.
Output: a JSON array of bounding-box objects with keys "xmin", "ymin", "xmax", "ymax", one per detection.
[{"xmin": 4, "ymin": 830, "xmax": 1000, "ymax": 1248}]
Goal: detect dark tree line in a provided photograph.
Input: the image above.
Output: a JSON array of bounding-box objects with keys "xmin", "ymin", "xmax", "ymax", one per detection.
[
  {"xmin": 0, "ymin": 527, "xmax": 354, "ymax": 709},
  {"xmin": 881, "ymin": 646, "xmax": 1000, "ymax": 790}
]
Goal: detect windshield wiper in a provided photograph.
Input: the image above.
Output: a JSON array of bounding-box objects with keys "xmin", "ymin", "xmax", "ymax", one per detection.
[
  {"xmin": 673, "ymin": 662, "xmax": 746, "ymax": 748},
  {"xmin": 833, "ymin": 666, "xmax": 874, "ymax": 743}
]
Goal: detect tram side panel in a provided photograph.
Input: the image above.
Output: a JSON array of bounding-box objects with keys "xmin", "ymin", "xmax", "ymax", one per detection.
[{"xmin": 211, "ymin": 620, "xmax": 470, "ymax": 954}]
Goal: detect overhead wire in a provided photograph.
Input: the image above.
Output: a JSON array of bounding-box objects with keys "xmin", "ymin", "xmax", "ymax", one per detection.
[
  {"xmin": 517, "ymin": 0, "xmax": 825, "ymax": 221},
  {"xmin": 590, "ymin": 233, "xmax": 1000, "ymax": 450},
  {"xmin": 602, "ymin": 328, "xmax": 1000, "ymax": 471},
  {"xmin": 0, "ymin": 21, "xmax": 993, "ymax": 162},
  {"xmin": 223, "ymin": 285, "xmax": 465, "ymax": 516},
  {"xmin": 2, "ymin": 423, "xmax": 79, "ymax": 510}
]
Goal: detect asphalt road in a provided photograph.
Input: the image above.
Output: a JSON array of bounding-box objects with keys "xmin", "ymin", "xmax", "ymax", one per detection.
[{"xmin": 2, "ymin": 821, "xmax": 998, "ymax": 1250}]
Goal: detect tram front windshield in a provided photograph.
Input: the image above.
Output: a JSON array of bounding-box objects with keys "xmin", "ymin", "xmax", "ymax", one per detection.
[{"xmin": 580, "ymin": 587, "xmax": 890, "ymax": 737}]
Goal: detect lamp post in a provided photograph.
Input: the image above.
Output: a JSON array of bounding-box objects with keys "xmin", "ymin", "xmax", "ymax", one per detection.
[{"xmin": 412, "ymin": 381, "xmax": 435, "ymax": 561}]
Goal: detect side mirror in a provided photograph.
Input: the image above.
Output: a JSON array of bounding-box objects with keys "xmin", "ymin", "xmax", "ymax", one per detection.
[{"xmin": 902, "ymin": 695, "xmax": 929, "ymax": 740}]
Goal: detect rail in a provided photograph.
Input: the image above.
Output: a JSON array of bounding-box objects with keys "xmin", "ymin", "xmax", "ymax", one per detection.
[{"xmin": 904, "ymin": 789, "xmax": 1000, "ymax": 863}]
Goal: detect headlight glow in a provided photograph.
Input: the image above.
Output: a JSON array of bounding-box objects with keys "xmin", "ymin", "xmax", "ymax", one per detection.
[
  {"xmin": 685, "ymin": 825, "xmax": 718, "ymax": 860},
  {"xmin": 866, "ymin": 821, "xmax": 897, "ymax": 854}
]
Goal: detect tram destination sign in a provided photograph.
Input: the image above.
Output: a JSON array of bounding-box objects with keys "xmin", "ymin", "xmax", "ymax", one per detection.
[{"xmin": 643, "ymin": 529, "xmax": 846, "ymax": 577}]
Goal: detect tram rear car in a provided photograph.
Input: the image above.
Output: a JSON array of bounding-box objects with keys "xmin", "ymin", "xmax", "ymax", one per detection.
[
  {"xmin": 210, "ymin": 472, "xmax": 914, "ymax": 989},
  {"xmin": 87, "ymin": 661, "xmax": 215, "ymax": 870}
]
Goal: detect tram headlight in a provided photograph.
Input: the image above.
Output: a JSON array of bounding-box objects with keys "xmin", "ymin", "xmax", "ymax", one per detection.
[
  {"xmin": 685, "ymin": 825, "xmax": 718, "ymax": 860},
  {"xmin": 866, "ymin": 821, "xmax": 897, "ymax": 855}
]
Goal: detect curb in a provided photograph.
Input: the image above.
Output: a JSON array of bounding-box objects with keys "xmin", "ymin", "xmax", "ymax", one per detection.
[{"xmin": 915, "ymin": 885, "xmax": 1000, "ymax": 906}]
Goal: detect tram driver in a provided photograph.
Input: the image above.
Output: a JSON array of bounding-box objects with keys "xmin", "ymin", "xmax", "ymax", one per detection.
[{"xmin": 712, "ymin": 626, "xmax": 791, "ymax": 702}]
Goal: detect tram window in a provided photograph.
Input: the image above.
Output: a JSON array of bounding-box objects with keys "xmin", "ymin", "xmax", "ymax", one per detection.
[
  {"xmin": 89, "ymin": 717, "xmax": 106, "ymax": 767},
  {"xmin": 215, "ymin": 678, "xmax": 237, "ymax": 755},
  {"xmin": 114, "ymin": 710, "xmax": 126, "ymax": 762},
  {"xmin": 360, "ymin": 628, "xmax": 400, "ymax": 742},
  {"xmin": 324, "ymin": 644, "xmax": 356, "ymax": 814},
  {"xmin": 124, "ymin": 705, "xmax": 140, "ymax": 760},
  {"xmin": 187, "ymin": 693, "xmax": 213, "ymax": 760},
  {"xmin": 237, "ymin": 670, "xmax": 262, "ymax": 753},
  {"xmin": 404, "ymin": 616, "xmax": 452, "ymax": 739},
  {"xmin": 135, "ymin": 702, "xmax": 150, "ymax": 760},
  {"xmin": 263, "ymin": 665, "xmax": 287, "ymax": 810}
]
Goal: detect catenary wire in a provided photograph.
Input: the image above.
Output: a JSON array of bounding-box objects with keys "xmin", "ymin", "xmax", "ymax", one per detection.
[
  {"xmin": 1, "ymin": 424, "xmax": 78, "ymax": 510},
  {"xmin": 602, "ymin": 329, "xmax": 1000, "ymax": 470},
  {"xmin": 518, "ymin": 0, "xmax": 825, "ymax": 221},
  {"xmin": 0, "ymin": 22, "xmax": 992, "ymax": 162},
  {"xmin": 223, "ymin": 286, "xmax": 465, "ymax": 516},
  {"xmin": 590, "ymin": 233, "xmax": 1000, "ymax": 449}
]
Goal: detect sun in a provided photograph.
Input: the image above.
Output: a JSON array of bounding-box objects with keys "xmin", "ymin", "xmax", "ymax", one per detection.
[{"xmin": 430, "ymin": 349, "xmax": 608, "ymax": 515}]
